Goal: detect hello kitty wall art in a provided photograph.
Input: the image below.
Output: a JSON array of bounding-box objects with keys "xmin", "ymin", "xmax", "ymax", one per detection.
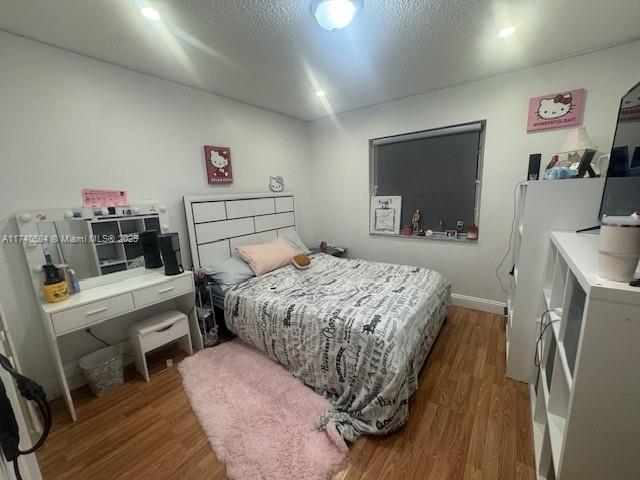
[
  {"xmin": 204, "ymin": 146, "xmax": 233, "ymax": 184},
  {"xmin": 527, "ymin": 88, "xmax": 585, "ymax": 132}
]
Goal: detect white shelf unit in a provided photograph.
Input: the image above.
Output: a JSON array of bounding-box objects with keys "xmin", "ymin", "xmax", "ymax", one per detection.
[
  {"xmin": 530, "ymin": 231, "xmax": 640, "ymax": 480},
  {"xmin": 506, "ymin": 178, "xmax": 605, "ymax": 382},
  {"xmin": 89, "ymin": 215, "xmax": 161, "ymax": 275}
]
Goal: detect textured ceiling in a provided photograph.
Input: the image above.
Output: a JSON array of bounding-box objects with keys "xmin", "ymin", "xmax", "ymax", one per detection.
[{"xmin": 1, "ymin": 0, "xmax": 640, "ymax": 121}]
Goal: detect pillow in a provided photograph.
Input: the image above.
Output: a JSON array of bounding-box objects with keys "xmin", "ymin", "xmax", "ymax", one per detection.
[
  {"xmin": 200, "ymin": 256, "xmax": 255, "ymax": 291},
  {"xmin": 236, "ymin": 238, "xmax": 298, "ymax": 276},
  {"xmin": 278, "ymin": 229, "xmax": 310, "ymax": 254}
]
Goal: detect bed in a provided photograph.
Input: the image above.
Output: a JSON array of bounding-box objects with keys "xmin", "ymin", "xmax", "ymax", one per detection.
[{"xmin": 184, "ymin": 193, "xmax": 451, "ymax": 441}]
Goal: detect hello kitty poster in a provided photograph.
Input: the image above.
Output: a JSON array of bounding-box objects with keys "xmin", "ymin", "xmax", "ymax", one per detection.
[
  {"xmin": 527, "ymin": 88, "xmax": 585, "ymax": 132},
  {"xmin": 204, "ymin": 146, "xmax": 233, "ymax": 184}
]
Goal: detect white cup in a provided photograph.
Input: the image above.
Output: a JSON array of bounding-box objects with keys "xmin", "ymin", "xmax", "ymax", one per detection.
[{"xmin": 599, "ymin": 216, "xmax": 640, "ymax": 282}]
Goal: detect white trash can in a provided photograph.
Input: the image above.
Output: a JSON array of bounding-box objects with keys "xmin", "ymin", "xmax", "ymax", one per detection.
[
  {"xmin": 599, "ymin": 215, "xmax": 640, "ymax": 282},
  {"xmin": 79, "ymin": 345, "xmax": 124, "ymax": 396}
]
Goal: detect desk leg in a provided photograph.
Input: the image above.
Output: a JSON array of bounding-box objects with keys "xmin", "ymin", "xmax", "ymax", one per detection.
[
  {"xmin": 42, "ymin": 320, "xmax": 76, "ymax": 421},
  {"xmin": 176, "ymin": 291, "xmax": 203, "ymax": 351}
]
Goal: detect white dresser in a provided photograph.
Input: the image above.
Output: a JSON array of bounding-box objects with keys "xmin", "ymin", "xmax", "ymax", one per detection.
[{"xmin": 531, "ymin": 231, "xmax": 640, "ymax": 480}]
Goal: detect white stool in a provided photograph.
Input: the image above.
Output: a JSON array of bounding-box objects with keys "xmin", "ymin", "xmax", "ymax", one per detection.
[{"xmin": 129, "ymin": 310, "xmax": 193, "ymax": 382}]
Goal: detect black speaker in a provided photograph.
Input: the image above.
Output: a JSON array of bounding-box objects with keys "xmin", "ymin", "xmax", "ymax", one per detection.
[
  {"xmin": 158, "ymin": 233, "xmax": 184, "ymax": 276},
  {"xmin": 528, "ymin": 153, "xmax": 542, "ymax": 180},
  {"xmin": 139, "ymin": 231, "xmax": 163, "ymax": 269}
]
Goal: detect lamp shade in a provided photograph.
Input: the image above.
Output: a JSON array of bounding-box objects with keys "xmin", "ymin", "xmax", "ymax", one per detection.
[{"xmin": 560, "ymin": 126, "xmax": 597, "ymax": 153}]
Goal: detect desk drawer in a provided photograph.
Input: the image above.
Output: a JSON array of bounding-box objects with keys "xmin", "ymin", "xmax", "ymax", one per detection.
[
  {"xmin": 51, "ymin": 294, "xmax": 134, "ymax": 335},
  {"xmin": 133, "ymin": 275, "xmax": 193, "ymax": 308},
  {"xmin": 139, "ymin": 316, "xmax": 190, "ymax": 352}
]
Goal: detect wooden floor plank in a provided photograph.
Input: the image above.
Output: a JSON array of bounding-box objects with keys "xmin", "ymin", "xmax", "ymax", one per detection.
[{"xmin": 37, "ymin": 306, "xmax": 535, "ymax": 480}]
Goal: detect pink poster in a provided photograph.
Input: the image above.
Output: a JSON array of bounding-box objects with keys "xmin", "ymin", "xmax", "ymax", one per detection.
[
  {"xmin": 527, "ymin": 88, "xmax": 585, "ymax": 132},
  {"xmin": 81, "ymin": 189, "xmax": 128, "ymax": 207}
]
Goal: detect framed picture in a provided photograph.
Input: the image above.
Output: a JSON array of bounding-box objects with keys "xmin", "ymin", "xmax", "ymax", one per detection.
[
  {"xmin": 445, "ymin": 229, "xmax": 458, "ymax": 238},
  {"xmin": 527, "ymin": 88, "xmax": 586, "ymax": 132},
  {"xmin": 205, "ymin": 146, "xmax": 233, "ymax": 184},
  {"xmin": 370, "ymin": 196, "xmax": 401, "ymax": 234}
]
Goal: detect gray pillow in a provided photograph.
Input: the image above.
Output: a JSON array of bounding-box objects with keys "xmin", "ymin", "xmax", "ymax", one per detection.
[
  {"xmin": 201, "ymin": 256, "xmax": 255, "ymax": 291},
  {"xmin": 279, "ymin": 229, "xmax": 310, "ymax": 254}
]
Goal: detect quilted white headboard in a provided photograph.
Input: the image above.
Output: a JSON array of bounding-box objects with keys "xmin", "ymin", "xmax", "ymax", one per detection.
[{"xmin": 183, "ymin": 192, "xmax": 296, "ymax": 269}]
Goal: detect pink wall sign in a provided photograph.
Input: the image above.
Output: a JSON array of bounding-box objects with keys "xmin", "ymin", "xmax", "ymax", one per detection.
[
  {"xmin": 527, "ymin": 88, "xmax": 586, "ymax": 132},
  {"xmin": 81, "ymin": 189, "xmax": 128, "ymax": 208}
]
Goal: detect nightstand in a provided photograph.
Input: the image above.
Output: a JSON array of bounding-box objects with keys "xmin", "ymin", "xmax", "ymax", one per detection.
[{"xmin": 310, "ymin": 246, "xmax": 348, "ymax": 258}]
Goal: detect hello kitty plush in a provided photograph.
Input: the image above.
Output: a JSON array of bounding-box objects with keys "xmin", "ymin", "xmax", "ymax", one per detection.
[
  {"xmin": 537, "ymin": 94, "xmax": 573, "ymax": 120},
  {"xmin": 269, "ymin": 176, "xmax": 284, "ymax": 192},
  {"xmin": 204, "ymin": 146, "xmax": 233, "ymax": 184}
]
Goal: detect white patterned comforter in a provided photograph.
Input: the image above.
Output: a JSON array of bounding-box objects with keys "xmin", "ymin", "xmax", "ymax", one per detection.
[{"xmin": 224, "ymin": 254, "xmax": 451, "ymax": 441}]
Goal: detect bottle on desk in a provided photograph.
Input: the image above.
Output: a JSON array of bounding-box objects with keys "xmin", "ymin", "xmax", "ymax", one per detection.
[
  {"xmin": 42, "ymin": 255, "xmax": 69, "ymax": 303},
  {"xmin": 67, "ymin": 268, "xmax": 80, "ymax": 295}
]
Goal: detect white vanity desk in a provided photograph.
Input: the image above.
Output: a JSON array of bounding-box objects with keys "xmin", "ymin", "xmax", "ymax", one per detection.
[
  {"xmin": 17, "ymin": 204, "xmax": 202, "ymax": 421},
  {"xmin": 40, "ymin": 269, "xmax": 198, "ymax": 421}
]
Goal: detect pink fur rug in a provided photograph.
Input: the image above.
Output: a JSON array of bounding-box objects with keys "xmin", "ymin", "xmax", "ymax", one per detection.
[{"xmin": 178, "ymin": 339, "xmax": 348, "ymax": 480}]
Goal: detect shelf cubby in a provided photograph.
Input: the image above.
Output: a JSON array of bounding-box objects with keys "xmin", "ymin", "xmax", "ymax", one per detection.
[
  {"xmin": 88, "ymin": 214, "xmax": 160, "ymax": 277},
  {"xmin": 543, "ymin": 243, "xmax": 557, "ymax": 299},
  {"xmin": 560, "ymin": 273, "xmax": 586, "ymax": 377},
  {"xmin": 119, "ymin": 218, "xmax": 145, "ymax": 234},
  {"xmin": 144, "ymin": 216, "xmax": 161, "ymax": 231},
  {"xmin": 549, "ymin": 254, "xmax": 568, "ymax": 311}
]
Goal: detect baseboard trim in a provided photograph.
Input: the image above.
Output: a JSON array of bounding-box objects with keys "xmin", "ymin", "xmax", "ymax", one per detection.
[{"xmin": 451, "ymin": 293, "xmax": 506, "ymax": 315}]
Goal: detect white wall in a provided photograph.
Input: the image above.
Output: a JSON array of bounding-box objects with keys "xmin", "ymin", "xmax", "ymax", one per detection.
[
  {"xmin": 2, "ymin": 29, "xmax": 640, "ymax": 393},
  {"xmin": 309, "ymin": 40, "xmax": 640, "ymax": 309},
  {"xmin": 0, "ymin": 31, "xmax": 312, "ymax": 391}
]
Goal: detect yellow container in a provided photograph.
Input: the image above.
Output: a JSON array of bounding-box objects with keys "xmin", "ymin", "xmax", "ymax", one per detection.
[{"xmin": 42, "ymin": 281, "xmax": 69, "ymax": 303}]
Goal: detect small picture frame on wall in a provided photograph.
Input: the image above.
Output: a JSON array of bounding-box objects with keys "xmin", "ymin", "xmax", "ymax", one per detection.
[{"xmin": 205, "ymin": 146, "xmax": 233, "ymax": 184}]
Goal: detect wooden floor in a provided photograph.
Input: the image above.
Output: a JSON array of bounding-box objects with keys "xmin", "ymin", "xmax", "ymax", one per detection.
[{"xmin": 37, "ymin": 307, "xmax": 535, "ymax": 480}]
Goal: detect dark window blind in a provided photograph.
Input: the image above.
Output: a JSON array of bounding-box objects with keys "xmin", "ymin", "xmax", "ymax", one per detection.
[{"xmin": 372, "ymin": 125, "xmax": 483, "ymax": 232}]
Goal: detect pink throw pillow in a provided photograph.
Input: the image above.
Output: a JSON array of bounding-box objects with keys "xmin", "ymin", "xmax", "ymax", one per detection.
[{"xmin": 236, "ymin": 238, "xmax": 298, "ymax": 276}]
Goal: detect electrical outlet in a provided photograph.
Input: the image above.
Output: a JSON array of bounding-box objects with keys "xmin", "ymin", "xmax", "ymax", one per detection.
[{"xmin": 166, "ymin": 358, "xmax": 173, "ymax": 368}]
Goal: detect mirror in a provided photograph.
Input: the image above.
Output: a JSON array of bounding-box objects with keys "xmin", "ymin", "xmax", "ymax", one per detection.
[
  {"xmin": 34, "ymin": 215, "xmax": 162, "ymax": 282},
  {"xmin": 600, "ymin": 81, "xmax": 640, "ymax": 218}
]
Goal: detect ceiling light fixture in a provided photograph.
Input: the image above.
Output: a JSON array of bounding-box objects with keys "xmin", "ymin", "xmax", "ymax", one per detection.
[
  {"xmin": 315, "ymin": 90, "xmax": 327, "ymax": 97},
  {"xmin": 140, "ymin": 6, "xmax": 161, "ymax": 21},
  {"xmin": 498, "ymin": 26, "xmax": 516, "ymax": 38},
  {"xmin": 312, "ymin": 0, "xmax": 361, "ymax": 31}
]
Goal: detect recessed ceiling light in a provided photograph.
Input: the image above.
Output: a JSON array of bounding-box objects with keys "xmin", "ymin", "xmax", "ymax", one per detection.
[
  {"xmin": 498, "ymin": 26, "xmax": 516, "ymax": 38},
  {"xmin": 140, "ymin": 6, "xmax": 161, "ymax": 21},
  {"xmin": 315, "ymin": 90, "xmax": 327, "ymax": 97},
  {"xmin": 312, "ymin": 0, "xmax": 361, "ymax": 31}
]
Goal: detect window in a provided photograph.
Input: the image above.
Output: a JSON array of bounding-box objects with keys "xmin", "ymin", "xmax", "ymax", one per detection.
[{"xmin": 369, "ymin": 121, "xmax": 485, "ymax": 240}]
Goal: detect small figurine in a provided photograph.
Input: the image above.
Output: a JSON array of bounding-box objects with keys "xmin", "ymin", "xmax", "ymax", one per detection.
[
  {"xmin": 269, "ymin": 176, "xmax": 284, "ymax": 192},
  {"xmin": 411, "ymin": 209, "xmax": 421, "ymax": 233}
]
